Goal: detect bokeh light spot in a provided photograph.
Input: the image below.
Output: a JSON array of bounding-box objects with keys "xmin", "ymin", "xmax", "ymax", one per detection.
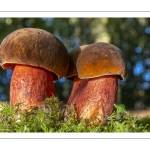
[
  {"xmin": 145, "ymin": 27, "xmax": 150, "ymax": 34},
  {"xmin": 135, "ymin": 47, "xmax": 142, "ymax": 54}
]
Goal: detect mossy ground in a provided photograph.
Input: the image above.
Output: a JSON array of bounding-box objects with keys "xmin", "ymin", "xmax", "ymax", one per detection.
[{"xmin": 0, "ymin": 97, "xmax": 149, "ymax": 132}]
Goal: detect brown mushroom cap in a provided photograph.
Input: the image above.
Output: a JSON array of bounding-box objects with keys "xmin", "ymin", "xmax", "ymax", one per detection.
[
  {"xmin": 65, "ymin": 45, "xmax": 88, "ymax": 81},
  {"xmin": 0, "ymin": 28, "xmax": 69, "ymax": 80},
  {"xmin": 77, "ymin": 42, "xmax": 127, "ymax": 80}
]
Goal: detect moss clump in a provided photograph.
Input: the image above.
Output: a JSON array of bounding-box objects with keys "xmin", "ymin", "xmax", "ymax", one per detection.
[{"xmin": 0, "ymin": 98, "xmax": 149, "ymax": 132}]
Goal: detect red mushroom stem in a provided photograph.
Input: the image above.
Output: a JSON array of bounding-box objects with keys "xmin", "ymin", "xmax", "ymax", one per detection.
[
  {"xmin": 65, "ymin": 75, "xmax": 118, "ymax": 121},
  {"xmin": 10, "ymin": 64, "xmax": 55, "ymax": 109}
]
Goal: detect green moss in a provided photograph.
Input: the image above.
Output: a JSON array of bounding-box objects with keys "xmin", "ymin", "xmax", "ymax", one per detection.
[{"xmin": 0, "ymin": 98, "xmax": 149, "ymax": 132}]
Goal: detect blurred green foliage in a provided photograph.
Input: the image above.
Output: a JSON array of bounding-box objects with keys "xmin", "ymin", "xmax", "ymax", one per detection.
[{"xmin": 0, "ymin": 18, "xmax": 150, "ymax": 110}]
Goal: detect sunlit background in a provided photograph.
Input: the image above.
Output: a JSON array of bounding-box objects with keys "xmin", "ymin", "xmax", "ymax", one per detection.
[{"xmin": 0, "ymin": 18, "xmax": 150, "ymax": 110}]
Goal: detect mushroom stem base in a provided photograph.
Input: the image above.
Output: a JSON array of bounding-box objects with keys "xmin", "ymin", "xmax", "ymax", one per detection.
[
  {"xmin": 65, "ymin": 75, "xmax": 118, "ymax": 122},
  {"xmin": 10, "ymin": 65, "xmax": 55, "ymax": 109}
]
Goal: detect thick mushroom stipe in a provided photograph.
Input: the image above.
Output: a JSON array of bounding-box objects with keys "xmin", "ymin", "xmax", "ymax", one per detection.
[
  {"xmin": 10, "ymin": 64, "xmax": 55, "ymax": 109},
  {"xmin": 65, "ymin": 75, "xmax": 118, "ymax": 122}
]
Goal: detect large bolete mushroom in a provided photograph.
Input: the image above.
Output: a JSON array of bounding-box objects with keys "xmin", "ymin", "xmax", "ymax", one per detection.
[
  {"xmin": 0, "ymin": 28, "xmax": 69, "ymax": 109},
  {"xmin": 65, "ymin": 42, "xmax": 127, "ymax": 123}
]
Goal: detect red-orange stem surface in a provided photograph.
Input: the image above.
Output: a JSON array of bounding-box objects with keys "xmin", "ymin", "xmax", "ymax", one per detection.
[
  {"xmin": 10, "ymin": 64, "xmax": 55, "ymax": 109},
  {"xmin": 65, "ymin": 75, "xmax": 118, "ymax": 121}
]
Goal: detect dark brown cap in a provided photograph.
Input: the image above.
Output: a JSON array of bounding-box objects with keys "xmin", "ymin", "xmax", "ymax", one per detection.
[
  {"xmin": 77, "ymin": 42, "xmax": 127, "ymax": 80},
  {"xmin": 0, "ymin": 28, "xmax": 69, "ymax": 80},
  {"xmin": 65, "ymin": 45, "xmax": 88, "ymax": 81}
]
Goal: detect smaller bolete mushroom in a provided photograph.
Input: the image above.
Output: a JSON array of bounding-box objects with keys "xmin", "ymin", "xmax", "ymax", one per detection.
[
  {"xmin": 65, "ymin": 42, "xmax": 127, "ymax": 123},
  {"xmin": 64, "ymin": 45, "xmax": 89, "ymax": 116},
  {"xmin": 0, "ymin": 28, "xmax": 69, "ymax": 110},
  {"xmin": 66, "ymin": 45, "xmax": 89, "ymax": 81}
]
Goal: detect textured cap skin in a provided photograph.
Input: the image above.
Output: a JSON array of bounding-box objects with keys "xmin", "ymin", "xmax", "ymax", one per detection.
[
  {"xmin": 77, "ymin": 42, "xmax": 127, "ymax": 80},
  {"xmin": 65, "ymin": 45, "xmax": 88, "ymax": 81},
  {"xmin": 0, "ymin": 28, "xmax": 69, "ymax": 80}
]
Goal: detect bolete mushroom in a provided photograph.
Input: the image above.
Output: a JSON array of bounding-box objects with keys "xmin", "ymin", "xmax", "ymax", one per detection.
[
  {"xmin": 65, "ymin": 42, "xmax": 127, "ymax": 123},
  {"xmin": 0, "ymin": 28, "xmax": 69, "ymax": 109},
  {"xmin": 64, "ymin": 45, "xmax": 88, "ymax": 116},
  {"xmin": 66, "ymin": 45, "xmax": 88, "ymax": 81}
]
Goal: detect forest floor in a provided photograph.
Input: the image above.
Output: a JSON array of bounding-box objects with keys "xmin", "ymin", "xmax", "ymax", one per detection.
[{"xmin": 129, "ymin": 110, "xmax": 150, "ymax": 118}]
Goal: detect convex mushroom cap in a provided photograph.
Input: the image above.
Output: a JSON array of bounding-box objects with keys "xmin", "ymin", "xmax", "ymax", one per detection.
[
  {"xmin": 77, "ymin": 42, "xmax": 127, "ymax": 80},
  {"xmin": 0, "ymin": 28, "xmax": 69, "ymax": 80}
]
